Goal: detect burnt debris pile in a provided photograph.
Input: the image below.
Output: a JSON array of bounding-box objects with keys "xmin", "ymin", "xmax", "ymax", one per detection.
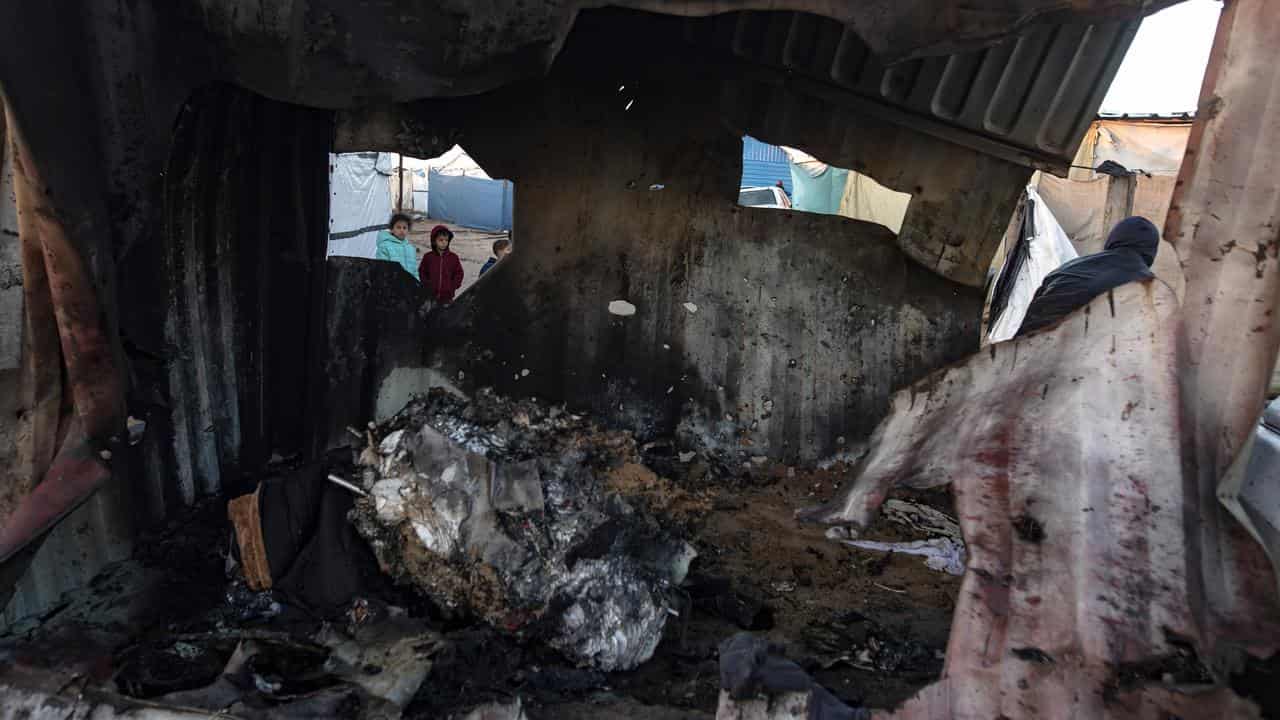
[{"xmin": 348, "ymin": 388, "xmax": 696, "ymax": 672}]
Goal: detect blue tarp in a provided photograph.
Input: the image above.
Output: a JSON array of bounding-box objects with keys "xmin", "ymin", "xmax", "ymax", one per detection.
[
  {"xmin": 427, "ymin": 170, "xmax": 514, "ymax": 232},
  {"xmin": 741, "ymin": 136, "xmax": 792, "ymax": 195},
  {"xmin": 789, "ymin": 164, "xmax": 848, "ymax": 215}
]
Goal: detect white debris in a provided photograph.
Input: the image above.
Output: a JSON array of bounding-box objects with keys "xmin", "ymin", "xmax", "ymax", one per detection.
[
  {"xmin": 326, "ymin": 473, "xmax": 368, "ymax": 497},
  {"xmin": 608, "ymin": 300, "xmax": 637, "ymax": 316},
  {"xmin": 370, "ymin": 477, "xmax": 409, "ymax": 523},
  {"xmin": 678, "ymin": 451, "xmax": 696, "ymax": 463},
  {"xmin": 127, "ymin": 416, "xmax": 147, "ymax": 445},
  {"xmin": 683, "ymin": 302, "xmax": 698, "ymax": 314},
  {"xmin": 379, "ymin": 430, "xmax": 406, "ymax": 456},
  {"xmin": 841, "ymin": 538, "xmax": 966, "ymax": 576}
]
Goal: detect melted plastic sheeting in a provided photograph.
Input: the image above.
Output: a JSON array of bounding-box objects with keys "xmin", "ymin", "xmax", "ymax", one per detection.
[{"xmin": 802, "ymin": 282, "xmax": 1280, "ymax": 717}]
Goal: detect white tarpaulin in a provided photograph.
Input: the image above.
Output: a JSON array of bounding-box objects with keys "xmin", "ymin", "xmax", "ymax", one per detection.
[
  {"xmin": 1069, "ymin": 119, "xmax": 1192, "ymax": 180},
  {"xmin": 328, "ymin": 152, "xmax": 394, "ymax": 259},
  {"xmin": 987, "ymin": 186, "xmax": 1078, "ymax": 343},
  {"xmin": 838, "ymin": 171, "xmax": 911, "ymax": 235}
]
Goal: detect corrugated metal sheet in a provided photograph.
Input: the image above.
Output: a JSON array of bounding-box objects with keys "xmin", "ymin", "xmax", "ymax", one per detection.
[
  {"xmin": 688, "ymin": 11, "xmax": 1139, "ymax": 174},
  {"xmin": 1, "ymin": 86, "xmax": 332, "ymax": 630},
  {"xmin": 741, "ymin": 136, "xmax": 792, "ymax": 193},
  {"xmin": 0, "ymin": 104, "xmax": 131, "ymax": 629}
]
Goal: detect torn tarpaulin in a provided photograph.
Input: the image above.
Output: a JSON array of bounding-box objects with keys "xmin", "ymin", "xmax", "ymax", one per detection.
[
  {"xmin": 800, "ymin": 282, "xmax": 1280, "ymax": 717},
  {"xmin": 349, "ymin": 390, "xmax": 694, "ymax": 671}
]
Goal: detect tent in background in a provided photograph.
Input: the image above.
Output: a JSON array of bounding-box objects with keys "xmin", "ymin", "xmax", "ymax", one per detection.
[
  {"xmin": 427, "ymin": 170, "xmax": 514, "ymax": 232},
  {"xmin": 328, "ymin": 152, "xmax": 395, "ymax": 259}
]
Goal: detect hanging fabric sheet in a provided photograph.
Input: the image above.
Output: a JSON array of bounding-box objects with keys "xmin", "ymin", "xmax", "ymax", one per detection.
[
  {"xmin": 986, "ymin": 186, "xmax": 1078, "ymax": 343},
  {"xmin": 327, "ymin": 152, "xmax": 395, "ymax": 259}
]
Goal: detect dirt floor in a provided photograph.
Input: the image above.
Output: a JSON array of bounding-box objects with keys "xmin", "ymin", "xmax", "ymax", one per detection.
[
  {"xmin": 596, "ymin": 459, "xmax": 959, "ymax": 716},
  {"xmin": 406, "ymin": 217, "xmax": 511, "ymax": 296}
]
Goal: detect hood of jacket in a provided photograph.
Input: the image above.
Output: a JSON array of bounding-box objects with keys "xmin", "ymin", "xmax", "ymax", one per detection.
[{"xmin": 1103, "ymin": 216, "xmax": 1159, "ymax": 267}]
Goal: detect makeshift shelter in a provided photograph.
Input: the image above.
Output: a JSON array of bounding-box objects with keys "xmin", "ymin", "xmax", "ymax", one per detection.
[
  {"xmin": 328, "ymin": 152, "xmax": 395, "ymax": 259},
  {"xmin": 1068, "ymin": 114, "xmax": 1194, "ymax": 180},
  {"xmin": 426, "ymin": 172, "xmax": 513, "ymax": 232},
  {"xmin": 429, "ymin": 145, "xmax": 491, "ymax": 179}
]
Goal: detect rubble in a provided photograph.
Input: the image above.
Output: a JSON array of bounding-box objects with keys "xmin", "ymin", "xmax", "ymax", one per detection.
[
  {"xmin": 349, "ymin": 389, "xmax": 695, "ymax": 671},
  {"xmin": 716, "ymin": 633, "xmax": 869, "ymax": 720},
  {"xmin": 315, "ymin": 611, "xmax": 442, "ymax": 712},
  {"xmin": 800, "ymin": 611, "xmax": 942, "ymax": 677}
]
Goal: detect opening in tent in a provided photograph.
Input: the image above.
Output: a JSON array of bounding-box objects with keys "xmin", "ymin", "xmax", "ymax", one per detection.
[
  {"xmin": 738, "ymin": 136, "xmax": 912, "ymax": 235},
  {"xmin": 328, "ymin": 145, "xmax": 515, "ymax": 296}
]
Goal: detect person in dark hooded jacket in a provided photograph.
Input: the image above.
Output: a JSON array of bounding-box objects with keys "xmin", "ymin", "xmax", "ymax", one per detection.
[
  {"xmin": 419, "ymin": 225, "xmax": 464, "ymax": 303},
  {"xmin": 1016, "ymin": 216, "xmax": 1160, "ymax": 337}
]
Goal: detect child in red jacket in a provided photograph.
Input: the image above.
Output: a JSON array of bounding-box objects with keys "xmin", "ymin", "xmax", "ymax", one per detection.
[{"xmin": 419, "ymin": 225, "xmax": 464, "ymax": 303}]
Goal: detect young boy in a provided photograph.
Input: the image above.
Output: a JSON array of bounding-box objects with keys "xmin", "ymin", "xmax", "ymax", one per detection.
[
  {"xmin": 375, "ymin": 213, "xmax": 418, "ymax": 278},
  {"xmin": 419, "ymin": 225, "xmax": 464, "ymax": 303},
  {"xmin": 480, "ymin": 238, "xmax": 512, "ymax": 276}
]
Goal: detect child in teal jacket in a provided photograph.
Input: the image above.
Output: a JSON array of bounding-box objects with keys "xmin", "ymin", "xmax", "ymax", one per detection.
[{"xmin": 376, "ymin": 213, "xmax": 418, "ymax": 279}]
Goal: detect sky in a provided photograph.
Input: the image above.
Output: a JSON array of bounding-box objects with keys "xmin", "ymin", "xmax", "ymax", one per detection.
[{"xmin": 1099, "ymin": 0, "xmax": 1221, "ymax": 115}]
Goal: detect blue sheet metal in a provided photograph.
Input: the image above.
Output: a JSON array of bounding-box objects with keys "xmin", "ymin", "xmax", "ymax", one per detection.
[{"xmin": 741, "ymin": 136, "xmax": 792, "ymax": 195}]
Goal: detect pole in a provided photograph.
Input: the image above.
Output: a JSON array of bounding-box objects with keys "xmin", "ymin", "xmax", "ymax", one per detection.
[
  {"xmin": 397, "ymin": 153, "xmax": 404, "ymax": 211},
  {"xmin": 1101, "ymin": 171, "xmax": 1135, "ymax": 242}
]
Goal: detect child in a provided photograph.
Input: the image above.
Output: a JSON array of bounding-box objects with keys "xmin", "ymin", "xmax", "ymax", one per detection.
[
  {"xmin": 419, "ymin": 225, "xmax": 464, "ymax": 303},
  {"xmin": 480, "ymin": 238, "xmax": 512, "ymax": 276},
  {"xmin": 375, "ymin": 213, "xmax": 418, "ymax": 278}
]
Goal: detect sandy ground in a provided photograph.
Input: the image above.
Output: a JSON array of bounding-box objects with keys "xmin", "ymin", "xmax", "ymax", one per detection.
[
  {"xmin": 406, "ymin": 218, "xmax": 511, "ymax": 296},
  {"xmin": 595, "ymin": 462, "xmax": 960, "ymax": 715}
]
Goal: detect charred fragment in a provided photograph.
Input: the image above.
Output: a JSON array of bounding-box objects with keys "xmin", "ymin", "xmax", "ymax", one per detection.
[{"xmin": 348, "ymin": 390, "xmax": 694, "ymax": 671}]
